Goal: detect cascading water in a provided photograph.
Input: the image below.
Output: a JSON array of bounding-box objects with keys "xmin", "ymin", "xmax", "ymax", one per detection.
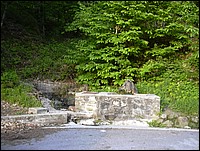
[{"xmin": 25, "ymin": 80, "xmax": 76, "ymax": 112}]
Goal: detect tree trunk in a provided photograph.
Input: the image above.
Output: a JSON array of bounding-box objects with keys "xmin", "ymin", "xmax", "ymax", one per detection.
[{"xmin": 1, "ymin": 2, "xmax": 8, "ymax": 28}]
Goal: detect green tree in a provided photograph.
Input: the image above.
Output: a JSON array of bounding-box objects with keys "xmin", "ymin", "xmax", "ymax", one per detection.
[{"xmin": 65, "ymin": 1, "xmax": 199, "ymax": 90}]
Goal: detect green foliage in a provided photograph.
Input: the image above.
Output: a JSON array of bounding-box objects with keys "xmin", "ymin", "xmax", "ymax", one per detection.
[
  {"xmin": 1, "ymin": 1, "xmax": 199, "ymax": 118},
  {"xmin": 137, "ymin": 77, "xmax": 199, "ymax": 115},
  {"xmin": 28, "ymin": 40, "xmax": 80, "ymax": 81},
  {"xmin": 1, "ymin": 69, "xmax": 42, "ymax": 107},
  {"xmin": 64, "ymin": 1, "xmax": 199, "ymax": 117},
  {"xmin": 1, "ymin": 83, "xmax": 42, "ymax": 108},
  {"xmin": 147, "ymin": 120, "xmax": 166, "ymax": 128},
  {"xmin": 65, "ymin": 1, "xmax": 199, "ymax": 90},
  {"xmin": 1, "ymin": 39, "xmax": 41, "ymax": 73},
  {"xmin": 1, "ymin": 70, "xmax": 20, "ymax": 88},
  {"xmin": 1, "ymin": 39, "xmax": 80, "ymax": 81}
]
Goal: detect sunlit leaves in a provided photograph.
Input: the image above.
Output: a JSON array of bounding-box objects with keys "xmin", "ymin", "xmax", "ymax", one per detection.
[{"xmin": 65, "ymin": 1, "xmax": 199, "ymax": 90}]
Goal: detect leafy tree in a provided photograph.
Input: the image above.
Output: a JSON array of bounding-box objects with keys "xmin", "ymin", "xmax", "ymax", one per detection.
[{"xmin": 65, "ymin": 1, "xmax": 199, "ymax": 90}]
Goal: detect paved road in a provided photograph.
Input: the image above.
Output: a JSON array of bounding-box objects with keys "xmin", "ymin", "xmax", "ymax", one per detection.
[{"xmin": 1, "ymin": 125, "xmax": 199, "ymax": 150}]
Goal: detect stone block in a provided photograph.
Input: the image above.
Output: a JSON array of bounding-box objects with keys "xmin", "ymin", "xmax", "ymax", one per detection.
[
  {"xmin": 28, "ymin": 107, "xmax": 48, "ymax": 114},
  {"xmin": 75, "ymin": 92, "xmax": 160, "ymax": 121}
]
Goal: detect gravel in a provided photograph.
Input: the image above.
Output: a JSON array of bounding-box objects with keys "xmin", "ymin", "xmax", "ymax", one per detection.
[
  {"xmin": 1, "ymin": 100, "xmax": 60, "ymax": 144},
  {"xmin": 1, "ymin": 100, "xmax": 28, "ymax": 116}
]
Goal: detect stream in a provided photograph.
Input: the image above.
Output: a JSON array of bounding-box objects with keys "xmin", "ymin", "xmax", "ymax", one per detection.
[{"xmin": 24, "ymin": 80, "xmax": 76, "ymax": 112}]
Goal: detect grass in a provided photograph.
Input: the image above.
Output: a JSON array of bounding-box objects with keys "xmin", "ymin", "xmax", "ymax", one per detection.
[
  {"xmin": 1, "ymin": 84, "xmax": 42, "ymax": 108},
  {"xmin": 136, "ymin": 78, "xmax": 199, "ymax": 116}
]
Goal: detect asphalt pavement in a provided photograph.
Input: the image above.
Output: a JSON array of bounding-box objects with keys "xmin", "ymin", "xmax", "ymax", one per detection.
[{"xmin": 1, "ymin": 124, "xmax": 199, "ymax": 150}]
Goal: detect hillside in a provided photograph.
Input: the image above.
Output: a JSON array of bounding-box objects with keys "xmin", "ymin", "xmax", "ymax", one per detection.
[{"xmin": 1, "ymin": 1, "xmax": 199, "ymax": 127}]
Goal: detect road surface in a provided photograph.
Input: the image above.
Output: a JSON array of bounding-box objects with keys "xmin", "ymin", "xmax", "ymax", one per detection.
[{"xmin": 1, "ymin": 124, "xmax": 199, "ymax": 150}]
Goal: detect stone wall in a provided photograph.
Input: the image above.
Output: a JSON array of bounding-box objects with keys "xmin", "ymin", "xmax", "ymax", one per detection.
[
  {"xmin": 75, "ymin": 92, "xmax": 160, "ymax": 121},
  {"xmin": 1, "ymin": 112, "xmax": 93, "ymax": 127},
  {"xmin": 1, "ymin": 113, "xmax": 69, "ymax": 126}
]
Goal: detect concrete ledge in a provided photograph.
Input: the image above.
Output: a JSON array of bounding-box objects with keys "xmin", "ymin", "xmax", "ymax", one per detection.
[
  {"xmin": 1, "ymin": 111, "xmax": 93, "ymax": 126},
  {"xmin": 1, "ymin": 113, "xmax": 68, "ymax": 126}
]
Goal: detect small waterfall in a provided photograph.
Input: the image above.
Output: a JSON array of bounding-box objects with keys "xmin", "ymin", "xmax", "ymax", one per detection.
[
  {"xmin": 27, "ymin": 80, "xmax": 76, "ymax": 111},
  {"xmin": 39, "ymin": 96, "xmax": 58, "ymax": 112}
]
